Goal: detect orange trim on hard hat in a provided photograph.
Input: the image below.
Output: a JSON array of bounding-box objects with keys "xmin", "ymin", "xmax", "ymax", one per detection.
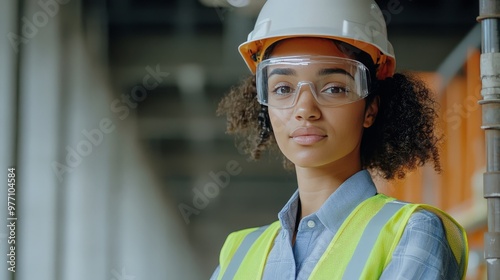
[{"xmin": 239, "ymin": 35, "xmax": 395, "ymax": 80}]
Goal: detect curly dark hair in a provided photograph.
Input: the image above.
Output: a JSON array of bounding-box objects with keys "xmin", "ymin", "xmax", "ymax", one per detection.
[{"xmin": 217, "ymin": 40, "xmax": 441, "ymax": 180}]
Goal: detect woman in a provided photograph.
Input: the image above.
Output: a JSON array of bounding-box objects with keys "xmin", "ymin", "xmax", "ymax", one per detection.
[{"xmin": 211, "ymin": 0, "xmax": 468, "ymax": 279}]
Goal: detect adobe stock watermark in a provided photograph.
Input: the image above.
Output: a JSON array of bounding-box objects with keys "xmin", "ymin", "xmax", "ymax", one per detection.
[
  {"xmin": 444, "ymin": 84, "xmax": 482, "ymax": 131},
  {"xmin": 178, "ymin": 160, "xmax": 242, "ymax": 224},
  {"xmin": 110, "ymin": 267, "xmax": 135, "ymax": 280},
  {"xmin": 8, "ymin": 0, "xmax": 70, "ymax": 53},
  {"xmin": 51, "ymin": 65, "xmax": 170, "ymax": 182}
]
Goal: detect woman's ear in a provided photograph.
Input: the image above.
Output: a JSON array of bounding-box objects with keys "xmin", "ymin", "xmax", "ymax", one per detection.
[{"xmin": 363, "ymin": 96, "xmax": 380, "ymax": 128}]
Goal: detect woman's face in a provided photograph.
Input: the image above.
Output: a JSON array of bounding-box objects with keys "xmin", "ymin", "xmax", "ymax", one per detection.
[{"xmin": 266, "ymin": 38, "xmax": 377, "ymax": 170}]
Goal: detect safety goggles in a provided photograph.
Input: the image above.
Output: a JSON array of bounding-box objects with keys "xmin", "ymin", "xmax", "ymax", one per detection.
[{"xmin": 256, "ymin": 55, "xmax": 371, "ymax": 109}]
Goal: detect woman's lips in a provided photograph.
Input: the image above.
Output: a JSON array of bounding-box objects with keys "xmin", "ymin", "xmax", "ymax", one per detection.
[{"xmin": 290, "ymin": 127, "xmax": 327, "ymax": 145}]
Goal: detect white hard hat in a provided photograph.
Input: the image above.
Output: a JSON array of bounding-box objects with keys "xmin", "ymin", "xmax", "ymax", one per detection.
[{"xmin": 239, "ymin": 0, "xmax": 396, "ymax": 79}]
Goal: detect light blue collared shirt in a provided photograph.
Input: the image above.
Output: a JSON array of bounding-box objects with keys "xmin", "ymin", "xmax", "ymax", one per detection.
[{"xmin": 211, "ymin": 170, "xmax": 459, "ymax": 279}]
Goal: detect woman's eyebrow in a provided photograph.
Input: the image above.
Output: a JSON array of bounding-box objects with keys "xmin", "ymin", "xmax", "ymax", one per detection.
[
  {"xmin": 317, "ymin": 68, "xmax": 354, "ymax": 80},
  {"xmin": 268, "ymin": 68, "xmax": 297, "ymax": 77}
]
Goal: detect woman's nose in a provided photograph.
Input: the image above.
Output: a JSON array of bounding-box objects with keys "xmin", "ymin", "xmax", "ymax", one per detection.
[{"xmin": 293, "ymin": 85, "xmax": 321, "ymax": 121}]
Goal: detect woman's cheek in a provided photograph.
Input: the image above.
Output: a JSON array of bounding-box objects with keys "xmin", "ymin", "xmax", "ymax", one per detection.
[
  {"xmin": 269, "ymin": 110, "xmax": 290, "ymax": 139},
  {"xmin": 269, "ymin": 109, "xmax": 293, "ymax": 153}
]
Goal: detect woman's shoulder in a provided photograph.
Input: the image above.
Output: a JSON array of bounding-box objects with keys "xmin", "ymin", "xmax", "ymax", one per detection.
[
  {"xmin": 384, "ymin": 209, "xmax": 463, "ymax": 279},
  {"xmin": 406, "ymin": 208, "xmax": 446, "ymax": 232}
]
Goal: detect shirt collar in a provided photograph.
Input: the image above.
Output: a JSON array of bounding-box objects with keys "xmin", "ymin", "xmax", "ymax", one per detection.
[
  {"xmin": 278, "ymin": 190, "xmax": 300, "ymax": 232},
  {"xmin": 278, "ymin": 170, "xmax": 377, "ymax": 233}
]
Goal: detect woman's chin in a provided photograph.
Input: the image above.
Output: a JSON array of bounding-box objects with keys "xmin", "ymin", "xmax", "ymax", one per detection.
[{"xmin": 288, "ymin": 156, "xmax": 331, "ymax": 169}]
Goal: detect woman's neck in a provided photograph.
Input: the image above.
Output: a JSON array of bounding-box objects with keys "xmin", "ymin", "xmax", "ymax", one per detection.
[{"xmin": 294, "ymin": 157, "xmax": 362, "ymax": 219}]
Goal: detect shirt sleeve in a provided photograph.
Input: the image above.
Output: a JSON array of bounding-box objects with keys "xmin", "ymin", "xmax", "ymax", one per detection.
[{"xmin": 380, "ymin": 210, "xmax": 460, "ymax": 280}]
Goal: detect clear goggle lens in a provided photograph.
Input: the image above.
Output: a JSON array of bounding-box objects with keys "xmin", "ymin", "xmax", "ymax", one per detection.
[{"xmin": 256, "ymin": 55, "xmax": 371, "ymax": 109}]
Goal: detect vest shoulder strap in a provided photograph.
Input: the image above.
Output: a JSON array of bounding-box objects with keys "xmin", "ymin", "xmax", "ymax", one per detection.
[
  {"xmin": 309, "ymin": 194, "xmax": 399, "ymax": 279},
  {"xmin": 218, "ymin": 221, "xmax": 281, "ymax": 280},
  {"xmin": 341, "ymin": 199, "xmax": 408, "ymax": 279}
]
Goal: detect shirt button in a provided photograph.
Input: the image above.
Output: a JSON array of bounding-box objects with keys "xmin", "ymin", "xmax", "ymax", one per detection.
[{"xmin": 307, "ymin": 220, "xmax": 316, "ymax": 228}]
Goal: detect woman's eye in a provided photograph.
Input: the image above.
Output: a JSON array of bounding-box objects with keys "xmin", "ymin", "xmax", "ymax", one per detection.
[
  {"xmin": 323, "ymin": 86, "xmax": 348, "ymax": 95},
  {"xmin": 273, "ymin": 85, "xmax": 294, "ymax": 95}
]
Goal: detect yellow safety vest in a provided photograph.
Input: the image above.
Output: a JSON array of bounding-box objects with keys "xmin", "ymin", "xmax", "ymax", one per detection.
[{"xmin": 217, "ymin": 194, "xmax": 468, "ymax": 280}]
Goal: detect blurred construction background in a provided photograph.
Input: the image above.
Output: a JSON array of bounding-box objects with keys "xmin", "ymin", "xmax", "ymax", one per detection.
[{"xmin": 0, "ymin": 0, "xmax": 488, "ymax": 279}]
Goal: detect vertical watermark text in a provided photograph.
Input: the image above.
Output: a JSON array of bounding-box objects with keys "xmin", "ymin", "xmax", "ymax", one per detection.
[{"xmin": 6, "ymin": 167, "xmax": 17, "ymax": 273}]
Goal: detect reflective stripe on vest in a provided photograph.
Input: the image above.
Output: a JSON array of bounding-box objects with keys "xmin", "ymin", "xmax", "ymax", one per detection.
[
  {"xmin": 221, "ymin": 225, "xmax": 270, "ymax": 280},
  {"xmin": 217, "ymin": 194, "xmax": 468, "ymax": 279},
  {"xmin": 341, "ymin": 200, "xmax": 406, "ymax": 279},
  {"xmin": 217, "ymin": 221, "xmax": 282, "ymax": 280}
]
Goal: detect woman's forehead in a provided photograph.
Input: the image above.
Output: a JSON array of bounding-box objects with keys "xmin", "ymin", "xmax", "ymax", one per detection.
[{"xmin": 270, "ymin": 38, "xmax": 351, "ymax": 59}]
